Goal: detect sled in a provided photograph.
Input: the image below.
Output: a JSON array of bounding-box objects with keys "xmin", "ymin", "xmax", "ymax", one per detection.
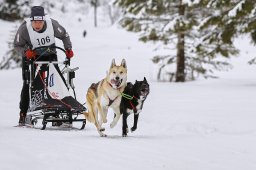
[{"xmin": 24, "ymin": 46, "xmax": 86, "ymax": 130}]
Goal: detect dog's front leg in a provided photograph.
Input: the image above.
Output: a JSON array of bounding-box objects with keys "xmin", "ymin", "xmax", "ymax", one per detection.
[
  {"xmin": 122, "ymin": 112, "xmax": 129, "ymax": 137},
  {"xmin": 97, "ymin": 102, "xmax": 107, "ymax": 124},
  {"xmin": 94, "ymin": 114, "xmax": 107, "ymax": 137},
  {"xmin": 131, "ymin": 113, "xmax": 139, "ymax": 132},
  {"xmin": 110, "ymin": 107, "xmax": 121, "ymax": 128}
]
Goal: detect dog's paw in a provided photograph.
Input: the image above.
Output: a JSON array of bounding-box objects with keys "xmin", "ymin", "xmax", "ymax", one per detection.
[
  {"xmin": 131, "ymin": 127, "xmax": 137, "ymax": 132},
  {"xmin": 98, "ymin": 130, "xmax": 107, "ymax": 137},
  {"xmin": 100, "ymin": 133, "xmax": 107, "ymax": 137},
  {"xmin": 122, "ymin": 128, "xmax": 129, "ymax": 137}
]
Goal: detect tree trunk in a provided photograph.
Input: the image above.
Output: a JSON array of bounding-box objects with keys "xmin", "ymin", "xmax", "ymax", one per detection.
[
  {"xmin": 176, "ymin": 32, "xmax": 185, "ymax": 82},
  {"xmin": 108, "ymin": 5, "xmax": 114, "ymax": 25},
  {"xmin": 94, "ymin": 0, "xmax": 98, "ymax": 27},
  {"xmin": 175, "ymin": 1, "xmax": 185, "ymax": 82}
]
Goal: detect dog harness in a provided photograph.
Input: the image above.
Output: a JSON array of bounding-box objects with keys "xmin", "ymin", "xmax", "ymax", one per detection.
[
  {"xmin": 121, "ymin": 93, "xmax": 138, "ymax": 113},
  {"xmin": 107, "ymin": 95, "xmax": 119, "ymax": 107},
  {"xmin": 129, "ymin": 100, "xmax": 137, "ymax": 113},
  {"xmin": 105, "ymin": 80, "xmax": 124, "ymax": 107},
  {"xmin": 90, "ymin": 80, "xmax": 120, "ymax": 107}
]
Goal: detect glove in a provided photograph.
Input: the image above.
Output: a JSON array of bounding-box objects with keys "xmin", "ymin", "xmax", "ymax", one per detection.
[
  {"xmin": 65, "ymin": 49, "xmax": 74, "ymax": 58},
  {"xmin": 25, "ymin": 49, "xmax": 36, "ymax": 59}
]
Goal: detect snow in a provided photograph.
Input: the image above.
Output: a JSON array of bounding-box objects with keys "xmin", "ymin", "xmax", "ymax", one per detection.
[
  {"xmin": 1, "ymin": 6, "xmax": 256, "ymax": 170},
  {"xmin": 183, "ymin": 0, "xmax": 200, "ymax": 6},
  {"xmin": 228, "ymin": 0, "xmax": 245, "ymax": 17}
]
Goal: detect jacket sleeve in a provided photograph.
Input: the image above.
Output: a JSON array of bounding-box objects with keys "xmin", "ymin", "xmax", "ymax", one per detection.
[
  {"xmin": 51, "ymin": 19, "xmax": 72, "ymax": 50},
  {"xmin": 13, "ymin": 21, "xmax": 31, "ymax": 57}
]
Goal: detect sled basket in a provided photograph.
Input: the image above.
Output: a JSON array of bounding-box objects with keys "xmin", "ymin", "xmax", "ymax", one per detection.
[{"xmin": 25, "ymin": 46, "xmax": 86, "ymax": 130}]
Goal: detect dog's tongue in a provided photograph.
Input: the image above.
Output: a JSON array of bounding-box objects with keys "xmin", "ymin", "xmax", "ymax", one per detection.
[
  {"xmin": 111, "ymin": 79, "xmax": 117, "ymax": 84},
  {"xmin": 111, "ymin": 79, "xmax": 121, "ymax": 87}
]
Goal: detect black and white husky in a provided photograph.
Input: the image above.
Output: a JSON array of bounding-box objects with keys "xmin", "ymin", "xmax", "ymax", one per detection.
[{"xmin": 120, "ymin": 77, "xmax": 150, "ymax": 137}]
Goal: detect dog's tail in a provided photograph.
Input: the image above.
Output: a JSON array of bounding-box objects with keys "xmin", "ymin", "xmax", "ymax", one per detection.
[{"xmin": 83, "ymin": 88, "xmax": 96, "ymax": 124}]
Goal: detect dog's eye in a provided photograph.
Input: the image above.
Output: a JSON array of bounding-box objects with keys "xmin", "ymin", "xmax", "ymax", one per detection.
[
  {"xmin": 120, "ymin": 71, "xmax": 123, "ymax": 74},
  {"xmin": 113, "ymin": 71, "xmax": 116, "ymax": 74}
]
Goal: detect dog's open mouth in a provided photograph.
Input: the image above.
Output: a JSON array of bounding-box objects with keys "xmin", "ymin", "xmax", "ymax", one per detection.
[
  {"xmin": 140, "ymin": 88, "xmax": 149, "ymax": 99},
  {"xmin": 111, "ymin": 79, "xmax": 122, "ymax": 88}
]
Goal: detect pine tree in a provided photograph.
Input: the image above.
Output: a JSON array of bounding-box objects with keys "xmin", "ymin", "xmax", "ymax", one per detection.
[
  {"xmin": 0, "ymin": 25, "xmax": 21, "ymax": 69},
  {"xmin": 0, "ymin": 0, "xmax": 30, "ymax": 70},
  {"xmin": 91, "ymin": 0, "xmax": 99, "ymax": 27},
  {"xmin": 114, "ymin": 0, "xmax": 239, "ymax": 82},
  {"xmin": 224, "ymin": 0, "xmax": 256, "ymax": 65},
  {"xmin": 0, "ymin": 0, "xmax": 30, "ymax": 21},
  {"xmin": 203, "ymin": 0, "xmax": 256, "ymax": 65},
  {"xmin": 0, "ymin": 0, "xmax": 20, "ymax": 21}
]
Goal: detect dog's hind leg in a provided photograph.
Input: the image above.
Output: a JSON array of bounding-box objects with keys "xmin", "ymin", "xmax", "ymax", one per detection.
[
  {"xmin": 85, "ymin": 105, "xmax": 106, "ymax": 136},
  {"xmin": 110, "ymin": 107, "xmax": 121, "ymax": 128}
]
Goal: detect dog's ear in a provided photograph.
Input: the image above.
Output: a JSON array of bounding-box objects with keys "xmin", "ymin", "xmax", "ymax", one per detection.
[
  {"xmin": 110, "ymin": 59, "xmax": 116, "ymax": 69},
  {"xmin": 144, "ymin": 77, "xmax": 147, "ymax": 82},
  {"xmin": 121, "ymin": 59, "xmax": 127, "ymax": 68}
]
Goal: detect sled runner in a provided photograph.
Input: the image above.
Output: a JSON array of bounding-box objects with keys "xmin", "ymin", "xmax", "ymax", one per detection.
[{"xmin": 24, "ymin": 46, "xmax": 86, "ymax": 130}]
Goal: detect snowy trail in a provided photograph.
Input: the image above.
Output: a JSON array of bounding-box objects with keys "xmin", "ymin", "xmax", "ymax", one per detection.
[{"xmin": 1, "ymin": 67, "xmax": 256, "ymax": 170}]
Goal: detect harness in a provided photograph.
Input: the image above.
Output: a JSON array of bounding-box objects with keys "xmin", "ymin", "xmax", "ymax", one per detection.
[
  {"xmin": 106, "ymin": 82, "xmax": 123, "ymax": 107},
  {"xmin": 121, "ymin": 93, "xmax": 138, "ymax": 113},
  {"xmin": 91, "ymin": 80, "xmax": 122, "ymax": 107},
  {"xmin": 107, "ymin": 95, "xmax": 119, "ymax": 107}
]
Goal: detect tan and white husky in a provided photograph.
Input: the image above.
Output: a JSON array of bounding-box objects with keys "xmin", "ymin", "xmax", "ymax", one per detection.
[{"xmin": 84, "ymin": 59, "xmax": 127, "ymax": 136}]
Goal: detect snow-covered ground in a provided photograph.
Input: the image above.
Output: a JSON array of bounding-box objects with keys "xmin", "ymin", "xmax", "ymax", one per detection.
[{"xmin": 1, "ymin": 7, "xmax": 256, "ymax": 170}]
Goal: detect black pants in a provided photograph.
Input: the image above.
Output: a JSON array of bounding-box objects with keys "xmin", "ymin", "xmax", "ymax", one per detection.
[{"xmin": 19, "ymin": 55, "xmax": 57, "ymax": 114}]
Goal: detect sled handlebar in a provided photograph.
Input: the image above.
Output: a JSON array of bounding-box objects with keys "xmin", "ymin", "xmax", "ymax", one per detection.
[
  {"xmin": 34, "ymin": 61, "xmax": 68, "ymax": 65},
  {"xmin": 31, "ymin": 46, "xmax": 70, "ymax": 66},
  {"xmin": 33, "ymin": 45, "xmax": 66, "ymax": 53}
]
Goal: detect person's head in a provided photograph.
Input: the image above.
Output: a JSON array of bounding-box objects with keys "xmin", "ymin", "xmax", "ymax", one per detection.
[{"xmin": 30, "ymin": 6, "xmax": 45, "ymax": 32}]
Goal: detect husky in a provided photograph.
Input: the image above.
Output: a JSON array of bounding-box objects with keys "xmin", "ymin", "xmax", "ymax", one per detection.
[
  {"xmin": 120, "ymin": 77, "xmax": 150, "ymax": 137},
  {"xmin": 84, "ymin": 59, "xmax": 127, "ymax": 136}
]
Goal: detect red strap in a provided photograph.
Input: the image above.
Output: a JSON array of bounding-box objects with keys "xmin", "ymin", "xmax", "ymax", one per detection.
[
  {"xmin": 42, "ymin": 71, "xmax": 45, "ymax": 79},
  {"xmin": 129, "ymin": 100, "xmax": 137, "ymax": 113},
  {"xmin": 133, "ymin": 95, "xmax": 138, "ymax": 100}
]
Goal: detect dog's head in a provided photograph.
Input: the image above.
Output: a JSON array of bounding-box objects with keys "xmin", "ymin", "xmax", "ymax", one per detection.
[
  {"xmin": 107, "ymin": 59, "xmax": 127, "ymax": 89},
  {"xmin": 134, "ymin": 77, "xmax": 150, "ymax": 100}
]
